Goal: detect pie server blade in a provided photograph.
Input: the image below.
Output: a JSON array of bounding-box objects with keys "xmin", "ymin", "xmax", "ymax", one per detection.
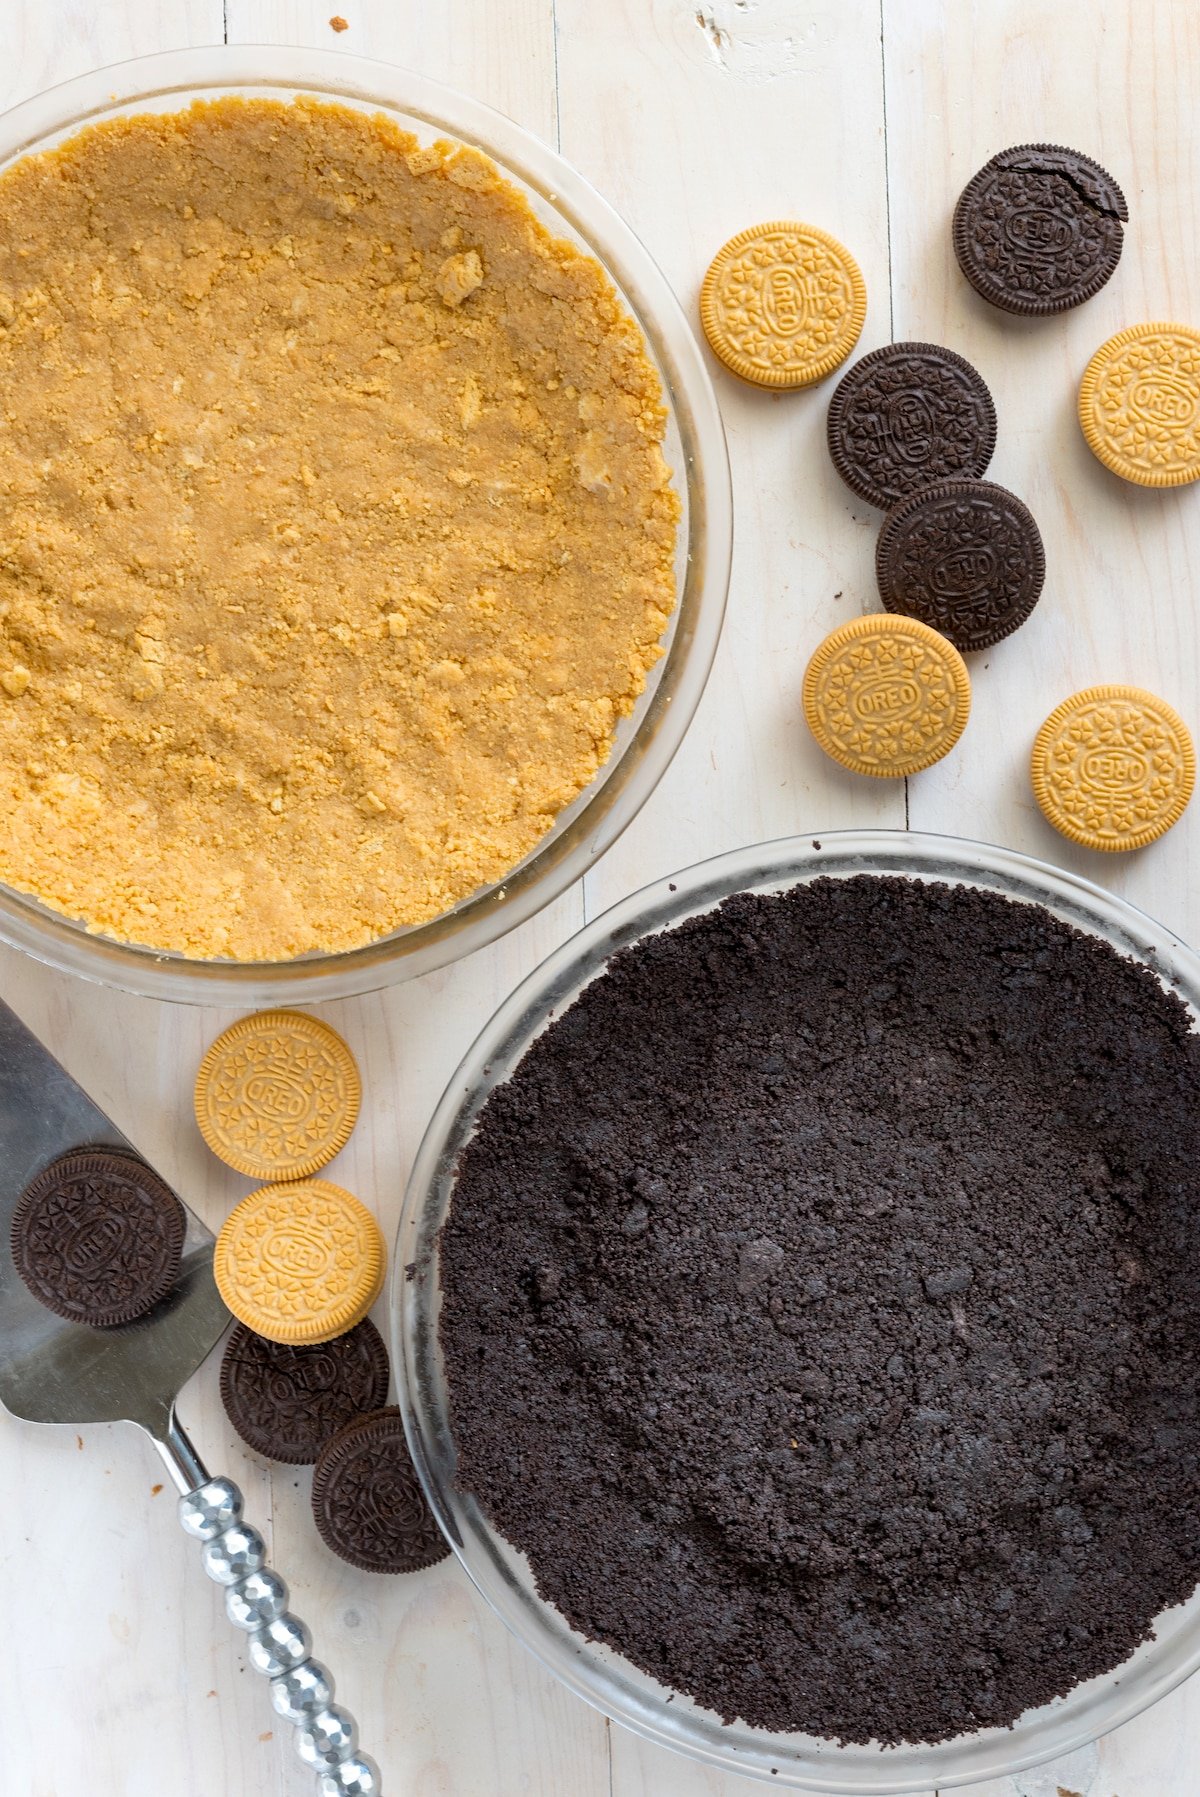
[{"xmin": 0, "ymin": 995, "xmax": 381, "ymax": 1795}]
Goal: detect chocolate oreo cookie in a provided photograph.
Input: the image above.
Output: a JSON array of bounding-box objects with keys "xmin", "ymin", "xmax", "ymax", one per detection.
[
  {"xmin": 827, "ymin": 343, "xmax": 997, "ymax": 508},
  {"xmin": 312, "ymin": 1407, "xmax": 449, "ymax": 1574},
  {"xmin": 220, "ymin": 1317, "xmax": 390, "ymax": 1464},
  {"xmin": 876, "ymin": 479, "xmax": 1045, "ymax": 653},
  {"xmin": 11, "ymin": 1147, "xmax": 185, "ymax": 1328},
  {"xmin": 953, "ymin": 143, "xmax": 1128, "ymax": 316}
]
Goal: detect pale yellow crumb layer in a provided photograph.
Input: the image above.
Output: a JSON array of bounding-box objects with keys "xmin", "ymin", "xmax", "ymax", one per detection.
[{"xmin": 0, "ymin": 97, "xmax": 679, "ymax": 959}]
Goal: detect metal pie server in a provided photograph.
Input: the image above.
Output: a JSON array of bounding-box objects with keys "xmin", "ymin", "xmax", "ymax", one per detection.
[{"xmin": 0, "ymin": 996, "xmax": 381, "ymax": 1796}]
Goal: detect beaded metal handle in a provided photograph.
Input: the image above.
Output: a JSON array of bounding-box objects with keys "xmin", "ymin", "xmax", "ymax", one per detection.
[{"xmin": 178, "ymin": 1474, "xmax": 382, "ymax": 1796}]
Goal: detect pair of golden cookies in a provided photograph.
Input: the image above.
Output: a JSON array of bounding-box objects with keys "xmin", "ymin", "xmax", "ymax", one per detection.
[
  {"xmin": 802, "ymin": 613, "xmax": 1194, "ymax": 854},
  {"xmin": 196, "ymin": 1011, "xmax": 384, "ymax": 1345}
]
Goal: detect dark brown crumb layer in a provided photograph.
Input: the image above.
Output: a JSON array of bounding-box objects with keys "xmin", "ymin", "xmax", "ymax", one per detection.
[{"xmin": 439, "ymin": 875, "xmax": 1200, "ymax": 1746}]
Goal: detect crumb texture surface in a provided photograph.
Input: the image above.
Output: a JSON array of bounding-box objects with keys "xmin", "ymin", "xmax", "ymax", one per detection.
[
  {"xmin": 440, "ymin": 877, "xmax": 1200, "ymax": 1745},
  {"xmin": 0, "ymin": 98, "xmax": 677, "ymax": 958}
]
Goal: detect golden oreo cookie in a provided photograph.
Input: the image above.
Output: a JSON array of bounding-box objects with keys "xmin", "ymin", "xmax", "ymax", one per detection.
[
  {"xmin": 700, "ymin": 221, "xmax": 866, "ymax": 389},
  {"xmin": 213, "ymin": 1179, "xmax": 385, "ymax": 1345},
  {"xmin": 195, "ymin": 1010, "xmax": 360, "ymax": 1181},
  {"xmin": 1079, "ymin": 324, "xmax": 1200, "ymax": 487},
  {"xmin": 1031, "ymin": 685, "xmax": 1195, "ymax": 851},
  {"xmin": 803, "ymin": 615, "xmax": 971, "ymax": 778}
]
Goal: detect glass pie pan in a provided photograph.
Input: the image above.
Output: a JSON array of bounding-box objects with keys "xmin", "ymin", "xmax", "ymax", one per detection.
[
  {"xmin": 0, "ymin": 45, "xmax": 731, "ymax": 1006},
  {"xmin": 396, "ymin": 828, "xmax": 1200, "ymax": 1794}
]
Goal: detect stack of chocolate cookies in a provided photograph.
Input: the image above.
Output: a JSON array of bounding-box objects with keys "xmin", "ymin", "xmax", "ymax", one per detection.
[
  {"xmin": 220, "ymin": 1322, "xmax": 448, "ymax": 1577},
  {"xmin": 826, "ymin": 341, "xmax": 1043, "ymax": 655}
]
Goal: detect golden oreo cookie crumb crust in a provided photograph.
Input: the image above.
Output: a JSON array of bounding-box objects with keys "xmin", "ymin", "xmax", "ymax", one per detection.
[{"xmin": 0, "ymin": 98, "xmax": 679, "ymax": 959}]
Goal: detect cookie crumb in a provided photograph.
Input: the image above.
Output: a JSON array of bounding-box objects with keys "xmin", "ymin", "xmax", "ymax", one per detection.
[
  {"xmin": 150, "ymin": 1483, "xmax": 163, "ymax": 1495},
  {"xmin": 329, "ymin": 14, "xmax": 349, "ymax": 30},
  {"xmin": 436, "ymin": 248, "xmax": 484, "ymax": 308}
]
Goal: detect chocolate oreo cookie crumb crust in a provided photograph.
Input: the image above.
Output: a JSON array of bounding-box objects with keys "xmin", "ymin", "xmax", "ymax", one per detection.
[{"xmin": 439, "ymin": 877, "xmax": 1200, "ymax": 1745}]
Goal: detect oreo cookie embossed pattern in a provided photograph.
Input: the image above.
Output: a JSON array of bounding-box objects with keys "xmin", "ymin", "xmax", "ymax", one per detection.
[
  {"xmin": 440, "ymin": 877, "xmax": 1200, "ymax": 1746},
  {"xmin": 194, "ymin": 1010, "xmax": 361, "ymax": 1182},
  {"xmin": 220, "ymin": 1317, "xmax": 391, "ymax": 1463},
  {"xmin": 802, "ymin": 615, "xmax": 971, "ymax": 777},
  {"xmin": 876, "ymin": 479, "xmax": 1046, "ymax": 652},
  {"xmin": 700, "ymin": 221, "xmax": 867, "ymax": 389},
  {"xmin": 213, "ymin": 1179, "xmax": 385, "ymax": 1345},
  {"xmin": 312, "ymin": 1408, "xmax": 450, "ymax": 1573},
  {"xmin": 827, "ymin": 343, "xmax": 997, "ymax": 508},
  {"xmin": 11, "ymin": 1147, "xmax": 185, "ymax": 1328},
  {"xmin": 954, "ymin": 143, "xmax": 1128, "ymax": 315},
  {"xmin": 1032, "ymin": 685, "xmax": 1196, "ymax": 852},
  {"xmin": 1079, "ymin": 323, "xmax": 1200, "ymax": 488}
]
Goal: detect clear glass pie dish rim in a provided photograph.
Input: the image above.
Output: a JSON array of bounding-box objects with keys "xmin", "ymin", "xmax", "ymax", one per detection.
[
  {"xmin": 0, "ymin": 44, "xmax": 731, "ymax": 1005},
  {"xmin": 395, "ymin": 827, "xmax": 1200, "ymax": 1794}
]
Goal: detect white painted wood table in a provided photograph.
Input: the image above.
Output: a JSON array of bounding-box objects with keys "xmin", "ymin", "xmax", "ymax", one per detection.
[{"xmin": 2, "ymin": 2, "xmax": 1199, "ymax": 1794}]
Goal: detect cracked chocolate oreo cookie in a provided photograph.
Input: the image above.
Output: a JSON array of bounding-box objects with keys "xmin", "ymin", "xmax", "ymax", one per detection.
[
  {"xmin": 876, "ymin": 478, "xmax": 1045, "ymax": 652},
  {"xmin": 953, "ymin": 143, "xmax": 1128, "ymax": 315},
  {"xmin": 827, "ymin": 342, "xmax": 997, "ymax": 507},
  {"xmin": 312, "ymin": 1407, "xmax": 449, "ymax": 1574},
  {"xmin": 220, "ymin": 1316, "xmax": 391, "ymax": 1464},
  {"xmin": 11, "ymin": 1146, "xmax": 185, "ymax": 1328}
]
